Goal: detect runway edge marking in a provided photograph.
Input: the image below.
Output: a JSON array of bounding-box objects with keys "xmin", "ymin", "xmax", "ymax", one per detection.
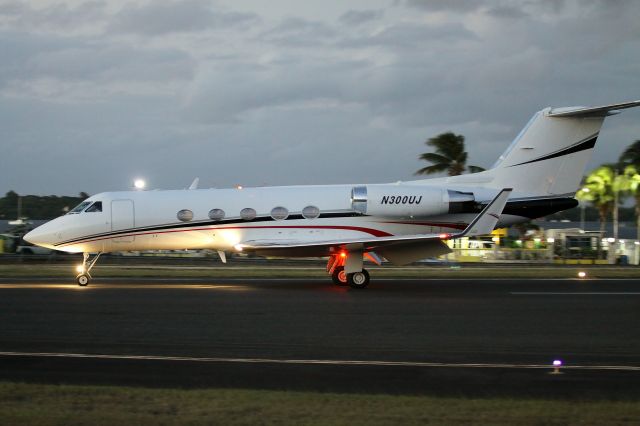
[{"xmin": 0, "ymin": 351, "xmax": 638, "ymax": 372}]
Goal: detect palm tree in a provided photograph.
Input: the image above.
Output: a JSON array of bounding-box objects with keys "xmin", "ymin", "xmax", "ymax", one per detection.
[
  {"xmin": 620, "ymin": 165, "xmax": 640, "ymax": 240},
  {"xmin": 576, "ymin": 166, "xmax": 616, "ymax": 236},
  {"xmin": 415, "ymin": 132, "xmax": 484, "ymax": 176},
  {"xmin": 619, "ymin": 140, "xmax": 640, "ymax": 167}
]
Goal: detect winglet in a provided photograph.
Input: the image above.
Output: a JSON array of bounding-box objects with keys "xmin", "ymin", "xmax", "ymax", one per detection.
[{"xmin": 456, "ymin": 188, "xmax": 512, "ymax": 238}]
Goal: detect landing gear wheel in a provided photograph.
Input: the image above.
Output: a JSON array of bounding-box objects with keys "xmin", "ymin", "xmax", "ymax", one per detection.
[
  {"xmin": 348, "ymin": 269, "xmax": 370, "ymax": 289},
  {"xmin": 76, "ymin": 274, "xmax": 90, "ymax": 286},
  {"xmin": 331, "ymin": 266, "xmax": 348, "ymax": 286}
]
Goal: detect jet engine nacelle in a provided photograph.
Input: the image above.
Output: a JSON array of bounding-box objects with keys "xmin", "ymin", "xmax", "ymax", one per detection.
[{"xmin": 351, "ymin": 185, "xmax": 475, "ymax": 218}]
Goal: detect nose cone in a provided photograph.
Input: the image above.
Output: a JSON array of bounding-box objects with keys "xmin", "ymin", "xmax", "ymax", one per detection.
[{"xmin": 24, "ymin": 225, "xmax": 56, "ymax": 249}]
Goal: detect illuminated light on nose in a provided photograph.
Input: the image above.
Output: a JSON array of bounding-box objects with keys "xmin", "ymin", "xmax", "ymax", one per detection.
[
  {"xmin": 134, "ymin": 179, "xmax": 146, "ymax": 190},
  {"xmin": 234, "ymin": 244, "xmax": 244, "ymax": 252},
  {"xmin": 76, "ymin": 265, "xmax": 85, "ymax": 274},
  {"xmin": 577, "ymin": 271, "xmax": 587, "ymax": 278}
]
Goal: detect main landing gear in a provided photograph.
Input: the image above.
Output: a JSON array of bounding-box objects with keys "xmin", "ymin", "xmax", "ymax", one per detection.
[
  {"xmin": 327, "ymin": 253, "xmax": 371, "ymax": 289},
  {"xmin": 76, "ymin": 252, "xmax": 102, "ymax": 286}
]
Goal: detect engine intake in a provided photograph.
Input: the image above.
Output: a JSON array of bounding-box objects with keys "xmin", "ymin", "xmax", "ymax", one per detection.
[{"xmin": 350, "ymin": 185, "xmax": 475, "ymax": 218}]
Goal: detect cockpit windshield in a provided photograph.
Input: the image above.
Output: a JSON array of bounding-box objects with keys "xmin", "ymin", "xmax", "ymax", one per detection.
[
  {"xmin": 67, "ymin": 201, "xmax": 91, "ymax": 214},
  {"xmin": 85, "ymin": 201, "xmax": 102, "ymax": 213}
]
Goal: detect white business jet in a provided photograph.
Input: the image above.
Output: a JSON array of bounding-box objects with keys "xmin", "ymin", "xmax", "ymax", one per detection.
[{"xmin": 25, "ymin": 100, "xmax": 640, "ymax": 288}]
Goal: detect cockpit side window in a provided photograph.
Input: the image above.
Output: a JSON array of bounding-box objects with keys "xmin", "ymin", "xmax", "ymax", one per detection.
[
  {"xmin": 68, "ymin": 201, "xmax": 91, "ymax": 214},
  {"xmin": 85, "ymin": 201, "xmax": 102, "ymax": 213}
]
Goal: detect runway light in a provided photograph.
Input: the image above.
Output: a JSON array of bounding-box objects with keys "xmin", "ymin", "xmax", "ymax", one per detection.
[
  {"xmin": 75, "ymin": 265, "xmax": 85, "ymax": 274},
  {"xmin": 578, "ymin": 271, "xmax": 587, "ymax": 278},
  {"xmin": 134, "ymin": 179, "xmax": 146, "ymax": 190},
  {"xmin": 550, "ymin": 359, "xmax": 563, "ymax": 375}
]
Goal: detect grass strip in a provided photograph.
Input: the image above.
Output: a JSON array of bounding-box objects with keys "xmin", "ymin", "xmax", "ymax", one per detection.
[{"xmin": 0, "ymin": 382, "xmax": 638, "ymax": 426}]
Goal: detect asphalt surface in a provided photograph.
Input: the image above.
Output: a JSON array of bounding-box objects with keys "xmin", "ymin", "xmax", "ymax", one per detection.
[{"xmin": 1, "ymin": 276, "xmax": 639, "ymax": 399}]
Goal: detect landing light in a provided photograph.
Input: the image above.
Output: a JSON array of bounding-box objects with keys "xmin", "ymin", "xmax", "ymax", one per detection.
[
  {"xmin": 134, "ymin": 179, "xmax": 146, "ymax": 190},
  {"xmin": 234, "ymin": 244, "xmax": 244, "ymax": 252},
  {"xmin": 76, "ymin": 265, "xmax": 85, "ymax": 274},
  {"xmin": 577, "ymin": 271, "xmax": 587, "ymax": 278}
]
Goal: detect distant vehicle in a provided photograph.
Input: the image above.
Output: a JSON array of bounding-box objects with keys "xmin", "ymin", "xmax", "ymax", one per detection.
[
  {"xmin": 15, "ymin": 244, "xmax": 53, "ymax": 255},
  {"xmin": 24, "ymin": 100, "xmax": 640, "ymax": 287}
]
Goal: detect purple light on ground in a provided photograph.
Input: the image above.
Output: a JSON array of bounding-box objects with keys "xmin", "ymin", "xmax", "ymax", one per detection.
[{"xmin": 553, "ymin": 360, "xmax": 562, "ymax": 367}]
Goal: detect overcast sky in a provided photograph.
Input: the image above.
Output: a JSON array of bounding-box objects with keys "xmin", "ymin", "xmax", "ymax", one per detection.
[{"xmin": 1, "ymin": 0, "xmax": 639, "ymax": 196}]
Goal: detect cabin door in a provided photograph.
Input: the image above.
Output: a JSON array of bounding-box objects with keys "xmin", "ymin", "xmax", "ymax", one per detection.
[{"xmin": 111, "ymin": 199, "xmax": 135, "ymax": 243}]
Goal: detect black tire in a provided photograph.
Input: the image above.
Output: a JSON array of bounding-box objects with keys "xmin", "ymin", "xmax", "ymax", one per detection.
[
  {"xmin": 331, "ymin": 266, "xmax": 348, "ymax": 286},
  {"xmin": 348, "ymin": 269, "xmax": 370, "ymax": 289},
  {"xmin": 76, "ymin": 274, "xmax": 90, "ymax": 287}
]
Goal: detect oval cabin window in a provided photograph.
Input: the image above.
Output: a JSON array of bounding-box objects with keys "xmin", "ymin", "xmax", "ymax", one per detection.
[
  {"xmin": 302, "ymin": 205, "xmax": 320, "ymax": 219},
  {"xmin": 270, "ymin": 206, "xmax": 289, "ymax": 221},
  {"xmin": 177, "ymin": 209, "xmax": 194, "ymax": 222},
  {"xmin": 240, "ymin": 208, "xmax": 257, "ymax": 221},
  {"xmin": 208, "ymin": 208, "xmax": 225, "ymax": 221}
]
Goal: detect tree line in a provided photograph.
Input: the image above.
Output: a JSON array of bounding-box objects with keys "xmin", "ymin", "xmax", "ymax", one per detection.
[{"xmin": 0, "ymin": 191, "xmax": 89, "ymax": 220}]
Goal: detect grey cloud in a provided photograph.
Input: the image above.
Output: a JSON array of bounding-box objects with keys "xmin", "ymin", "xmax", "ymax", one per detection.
[
  {"xmin": 260, "ymin": 17, "xmax": 337, "ymax": 46},
  {"xmin": 110, "ymin": 0, "xmax": 259, "ymax": 35},
  {"xmin": 341, "ymin": 22, "xmax": 475, "ymax": 49},
  {"xmin": 184, "ymin": 61, "xmax": 349, "ymax": 123},
  {"xmin": 339, "ymin": 9, "xmax": 384, "ymax": 26},
  {"xmin": 0, "ymin": 1, "xmax": 107, "ymax": 33},
  {"xmin": 2, "ymin": 1, "xmax": 640, "ymax": 195},
  {"xmin": 487, "ymin": 5, "xmax": 529, "ymax": 19},
  {"xmin": 404, "ymin": 0, "xmax": 483, "ymax": 12}
]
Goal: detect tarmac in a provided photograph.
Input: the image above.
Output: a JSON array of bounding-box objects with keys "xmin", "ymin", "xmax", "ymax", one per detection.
[{"xmin": 0, "ymin": 276, "xmax": 639, "ymax": 399}]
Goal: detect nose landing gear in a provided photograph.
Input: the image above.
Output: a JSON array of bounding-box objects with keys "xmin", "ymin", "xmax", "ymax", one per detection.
[{"xmin": 76, "ymin": 252, "xmax": 102, "ymax": 286}]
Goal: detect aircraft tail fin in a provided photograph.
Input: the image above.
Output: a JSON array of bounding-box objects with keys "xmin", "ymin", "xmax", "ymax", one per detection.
[
  {"xmin": 438, "ymin": 100, "xmax": 640, "ymax": 197},
  {"xmin": 486, "ymin": 100, "xmax": 640, "ymax": 196}
]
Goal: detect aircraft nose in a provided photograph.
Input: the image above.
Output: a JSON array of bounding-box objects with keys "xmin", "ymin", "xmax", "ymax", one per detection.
[
  {"xmin": 23, "ymin": 228, "xmax": 42, "ymax": 245},
  {"xmin": 23, "ymin": 226, "xmax": 55, "ymax": 249}
]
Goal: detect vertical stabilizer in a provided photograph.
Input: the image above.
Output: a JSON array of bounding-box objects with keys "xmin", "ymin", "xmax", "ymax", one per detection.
[{"xmin": 440, "ymin": 100, "xmax": 640, "ymax": 197}]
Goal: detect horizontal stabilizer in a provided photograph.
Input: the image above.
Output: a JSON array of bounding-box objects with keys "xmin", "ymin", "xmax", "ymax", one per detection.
[{"xmin": 548, "ymin": 100, "xmax": 640, "ymax": 118}]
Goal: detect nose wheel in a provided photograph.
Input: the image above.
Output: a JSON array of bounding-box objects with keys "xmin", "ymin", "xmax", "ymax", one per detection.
[
  {"xmin": 76, "ymin": 273, "xmax": 90, "ymax": 286},
  {"xmin": 75, "ymin": 252, "xmax": 102, "ymax": 286}
]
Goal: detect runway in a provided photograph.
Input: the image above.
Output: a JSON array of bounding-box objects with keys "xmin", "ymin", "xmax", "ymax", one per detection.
[{"xmin": 0, "ymin": 277, "xmax": 639, "ymax": 398}]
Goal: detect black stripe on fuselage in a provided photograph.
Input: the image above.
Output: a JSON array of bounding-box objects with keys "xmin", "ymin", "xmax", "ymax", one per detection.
[
  {"xmin": 509, "ymin": 134, "xmax": 598, "ymax": 167},
  {"xmin": 54, "ymin": 211, "xmax": 363, "ymax": 247}
]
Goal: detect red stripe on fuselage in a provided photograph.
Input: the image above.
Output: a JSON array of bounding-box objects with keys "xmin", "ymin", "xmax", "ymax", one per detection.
[{"xmin": 58, "ymin": 225, "xmax": 393, "ymax": 248}]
